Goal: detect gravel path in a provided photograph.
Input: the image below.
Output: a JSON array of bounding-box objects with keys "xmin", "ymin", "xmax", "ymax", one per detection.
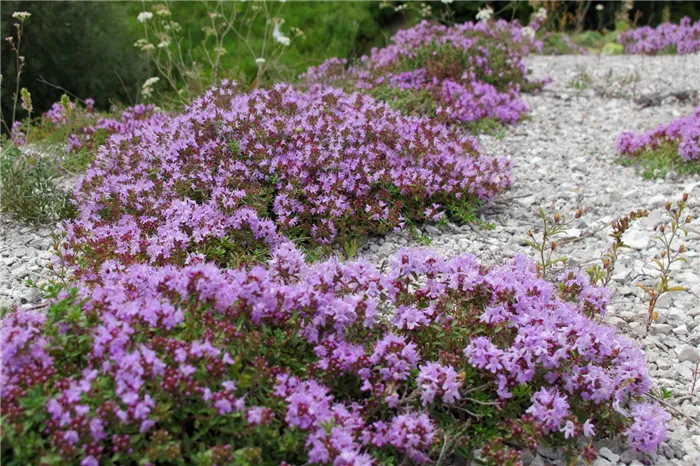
[
  {"xmin": 1, "ymin": 55, "xmax": 699, "ymax": 465},
  {"xmin": 0, "ymin": 216, "xmax": 55, "ymax": 309}
]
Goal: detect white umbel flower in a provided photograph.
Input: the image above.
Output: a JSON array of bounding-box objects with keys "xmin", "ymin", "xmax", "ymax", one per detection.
[
  {"xmin": 522, "ymin": 26, "xmax": 536, "ymax": 39},
  {"xmin": 476, "ymin": 6, "xmax": 493, "ymax": 23},
  {"xmin": 142, "ymin": 77, "xmax": 160, "ymax": 98},
  {"xmin": 273, "ymin": 23, "xmax": 291, "ymax": 47},
  {"xmin": 138, "ymin": 12, "xmax": 154, "ymax": 23},
  {"xmin": 535, "ymin": 7, "xmax": 547, "ymax": 20},
  {"xmin": 12, "ymin": 12, "xmax": 31, "ymax": 21}
]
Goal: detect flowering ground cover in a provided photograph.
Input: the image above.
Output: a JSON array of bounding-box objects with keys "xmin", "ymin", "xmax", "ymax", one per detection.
[
  {"xmin": 3, "ymin": 8, "xmax": 688, "ymax": 466},
  {"xmin": 59, "ymin": 81, "xmax": 510, "ymax": 280},
  {"xmin": 300, "ymin": 20, "xmax": 545, "ymax": 132},
  {"xmin": 2, "ymin": 245, "xmax": 668, "ymax": 465},
  {"xmin": 14, "ymin": 97, "xmax": 165, "ymax": 168},
  {"xmin": 618, "ymin": 17, "xmax": 700, "ymax": 55},
  {"xmin": 617, "ymin": 106, "xmax": 700, "ymax": 178}
]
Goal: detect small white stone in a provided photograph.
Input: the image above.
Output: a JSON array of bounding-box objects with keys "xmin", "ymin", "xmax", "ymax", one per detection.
[
  {"xmin": 623, "ymin": 229, "xmax": 649, "ymax": 250},
  {"xmin": 597, "ymin": 447, "xmax": 620, "ymax": 464},
  {"xmin": 675, "ymin": 344, "xmax": 700, "ymax": 363}
]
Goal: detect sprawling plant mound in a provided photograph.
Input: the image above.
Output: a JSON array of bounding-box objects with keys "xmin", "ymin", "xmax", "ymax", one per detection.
[
  {"xmin": 618, "ymin": 106, "xmax": 700, "ymax": 164},
  {"xmin": 61, "ymin": 82, "xmax": 510, "ymax": 279},
  {"xmin": 301, "ymin": 20, "xmax": 544, "ymax": 128},
  {"xmin": 618, "ymin": 17, "xmax": 700, "ymax": 55},
  {"xmin": 48, "ymin": 101, "xmax": 167, "ymax": 155},
  {"xmin": 1, "ymin": 246, "xmax": 667, "ymax": 465}
]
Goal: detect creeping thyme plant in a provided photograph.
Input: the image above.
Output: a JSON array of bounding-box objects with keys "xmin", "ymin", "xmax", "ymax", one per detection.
[
  {"xmin": 3, "ymin": 245, "xmax": 668, "ymax": 465},
  {"xmin": 58, "ymin": 81, "xmax": 510, "ymax": 279},
  {"xmin": 300, "ymin": 18, "xmax": 545, "ymax": 131},
  {"xmin": 617, "ymin": 106, "xmax": 700, "ymax": 178},
  {"xmin": 617, "ymin": 16, "xmax": 700, "ymax": 55}
]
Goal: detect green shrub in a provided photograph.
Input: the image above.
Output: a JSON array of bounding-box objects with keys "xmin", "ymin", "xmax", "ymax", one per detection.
[
  {"xmin": 0, "ymin": 1, "xmax": 146, "ymax": 123},
  {"xmin": 0, "ymin": 145, "xmax": 75, "ymax": 223},
  {"xmin": 125, "ymin": 1, "xmax": 401, "ymax": 105},
  {"xmin": 602, "ymin": 42, "xmax": 625, "ymax": 55}
]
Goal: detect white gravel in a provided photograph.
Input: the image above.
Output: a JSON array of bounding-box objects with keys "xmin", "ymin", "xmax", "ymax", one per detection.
[
  {"xmin": 1, "ymin": 54, "xmax": 699, "ymax": 465},
  {"xmin": 0, "ymin": 216, "xmax": 55, "ymax": 309}
]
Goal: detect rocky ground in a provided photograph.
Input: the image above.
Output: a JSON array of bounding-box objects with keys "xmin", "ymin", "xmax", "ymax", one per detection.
[
  {"xmin": 0, "ymin": 216, "xmax": 55, "ymax": 309},
  {"xmin": 1, "ymin": 54, "xmax": 699, "ymax": 465}
]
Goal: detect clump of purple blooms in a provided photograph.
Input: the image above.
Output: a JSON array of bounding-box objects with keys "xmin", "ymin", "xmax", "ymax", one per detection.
[
  {"xmin": 617, "ymin": 106, "xmax": 700, "ymax": 162},
  {"xmin": 618, "ymin": 17, "xmax": 700, "ymax": 55},
  {"xmin": 40, "ymin": 99, "xmax": 166, "ymax": 154},
  {"xmin": 59, "ymin": 80, "xmax": 510, "ymax": 279},
  {"xmin": 1, "ymin": 245, "xmax": 668, "ymax": 464},
  {"xmin": 300, "ymin": 19, "xmax": 545, "ymax": 127}
]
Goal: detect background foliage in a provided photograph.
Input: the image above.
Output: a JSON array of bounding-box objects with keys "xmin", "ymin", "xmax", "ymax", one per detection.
[{"xmin": 0, "ymin": 1, "xmax": 147, "ymax": 124}]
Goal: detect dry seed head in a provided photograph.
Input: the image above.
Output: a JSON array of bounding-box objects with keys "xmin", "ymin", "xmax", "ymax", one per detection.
[
  {"xmin": 686, "ymin": 215, "xmax": 691, "ymax": 224},
  {"xmin": 679, "ymin": 244, "xmax": 686, "ymax": 253},
  {"xmin": 575, "ymin": 208, "xmax": 583, "ymax": 219}
]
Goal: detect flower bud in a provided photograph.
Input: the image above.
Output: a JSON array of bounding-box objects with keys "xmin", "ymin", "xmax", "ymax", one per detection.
[
  {"xmin": 686, "ymin": 215, "xmax": 691, "ymax": 224},
  {"xmin": 659, "ymin": 225, "xmax": 665, "ymax": 233},
  {"xmin": 554, "ymin": 213, "xmax": 561, "ymax": 223},
  {"xmin": 682, "ymin": 192, "xmax": 688, "ymax": 202},
  {"xmin": 575, "ymin": 208, "xmax": 583, "ymax": 219},
  {"xmin": 551, "ymin": 242, "xmax": 557, "ymax": 251},
  {"xmin": 679, "ymin": 244, "xmax": 686, "ymax": 253},
  {"xmin": 665, "ymin": 201, "xmax": 671, "ymax": 211}
]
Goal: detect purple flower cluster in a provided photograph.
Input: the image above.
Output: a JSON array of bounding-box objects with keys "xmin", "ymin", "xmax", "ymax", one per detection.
[
  {"xmin": 300, "ymin": 19, "xmax": 544, "ymax": 126},
  {"xmin": 46, "ymin": 101, "xmax": 165, "ymax": 154},
  {"xmin": 617, "ymin": 106, "xmax": 700, "ymax": 162},
  {"xmin": 618, "ymin": 17, "xmax": 700, "ymax": 55},
  {"xmin": 60, "ymin": 81, "xmax": 510, "ymax": 279},
  {"xmin": 417, "ymin": 361, "xmax": 462, "ymax": 406},
  {"xmin": 625, "ymin": 403, "xmax": 671, "ymax": 453},
  {"xmin": 1, "ymin": 244, "xmax": 667, "ymax": 464}
]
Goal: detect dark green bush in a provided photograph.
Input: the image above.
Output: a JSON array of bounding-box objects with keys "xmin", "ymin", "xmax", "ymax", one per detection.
[{"xmin": 1, "ymin": 1, "xmax": 147, "ymax": 126}]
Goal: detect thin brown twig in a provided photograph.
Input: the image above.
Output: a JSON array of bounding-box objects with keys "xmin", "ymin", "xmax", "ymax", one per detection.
[
  {"xmin": 37, "ymin": 76, "xmax": 86, "ymax": 104},
  {"xmin": 559, "ymin": 218, "xmax": 616, "ymax": 246},
  {"xmin": 644, "ymin": 392, "xmax": 700, "ymax": 429},
  {"xmin": 436, "ymin": 432, "xmax": 449, "ymax": 466}
]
